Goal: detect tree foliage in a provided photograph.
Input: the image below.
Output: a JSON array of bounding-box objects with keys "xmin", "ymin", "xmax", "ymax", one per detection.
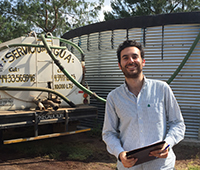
[
  {"xmin": 0, "ymin": 0, "xmax": 104, "ymax": 42},
  {"xmin": 104, "ymin": 0, "xmax": 200, "ymax": 20},
  {"xmin": 0, "ymin": 15, "xmax": 31, "ymax": 43}
]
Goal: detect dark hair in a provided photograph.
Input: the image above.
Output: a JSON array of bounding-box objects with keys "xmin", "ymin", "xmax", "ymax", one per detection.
[{"xmin": 117, "ymin": 40, "xmax": 144, "ymax": 64}]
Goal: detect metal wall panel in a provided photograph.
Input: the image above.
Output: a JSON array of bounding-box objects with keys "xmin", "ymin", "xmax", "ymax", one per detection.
[{"xmin": 64, "ymin": 13, "xmax": 200, "ymax": 140}]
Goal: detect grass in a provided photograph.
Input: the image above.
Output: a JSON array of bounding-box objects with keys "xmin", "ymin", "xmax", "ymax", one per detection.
[
  {"xmin": 1, "ymin": 126, "xmax": 199, "ymax": 170},
  {"xmin": 176, "ymin": 165, "xmax": 200, "ymax": 170},
  {"xmin": 188, "ymin": 166, "xmax": 200, "ymax": 170},
  {"xmin": 1, "ymin": 121, "xmax": 103, "ymax": 162},
  {"xmin": 67, "ymin": 144, "xmax": 93, "ymax": 160},
  {"xmin": 176, "ymin": 159, "xmax": 200, "ymax": 170},
  {"xmin": 1, "ymin": 135, "xmax": 95, "ymax": 161},
  {"xmin": 188, "ymin": 162, "xmax": 200, "ymax": 170}
]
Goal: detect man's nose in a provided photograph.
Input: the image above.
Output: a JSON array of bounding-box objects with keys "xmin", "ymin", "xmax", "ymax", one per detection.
[{"xmin": 128, "ymin": 57, "xmax": 135, "ymax": 63}]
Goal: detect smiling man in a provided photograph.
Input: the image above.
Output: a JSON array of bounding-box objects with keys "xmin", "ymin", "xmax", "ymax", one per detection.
[{"xmin": 102, "ymin": 40, "xmax": 185, "ymax": 170}]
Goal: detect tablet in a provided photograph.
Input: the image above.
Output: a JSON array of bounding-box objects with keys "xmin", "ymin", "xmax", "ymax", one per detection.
[{"xmin": 126, "ymin": 141, "xmax": 165, "ymax": 165}]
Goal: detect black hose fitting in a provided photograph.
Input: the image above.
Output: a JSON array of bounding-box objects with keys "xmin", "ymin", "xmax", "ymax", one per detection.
[
  {"xmin": 54, "ymin": 59, "xmax": 61, "ymax": 66},
  {"xmin": 54, "ymin": 59, "xmax": 64, "ymax": 71},
  {"xmin": 59, "ymin": 65, "xmax": 64, "ymax": 71}
]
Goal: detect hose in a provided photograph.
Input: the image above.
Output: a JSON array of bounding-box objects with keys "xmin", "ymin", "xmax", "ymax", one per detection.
[
  {"xmin": 167, "ymin": 30, "xmax": 200, "ymax": 84},
  {"xmin": 0, "ymin": 86, "xmax": 76, "ymax": 107},
  {"xmin": 46, "ymin": 35, "xmax": 85, "ymax": 61},
  {"xmin": 0, "ymin": 44, "xmax": 66, "ymax": 51},
  {"xmin": 40, "ymin": 34, "xmax": 106, "ymax": 103}
]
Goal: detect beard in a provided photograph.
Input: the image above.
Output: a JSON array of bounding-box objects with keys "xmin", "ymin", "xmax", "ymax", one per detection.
[{"xmin": 120, "ymin": 63, "xmax": 142, "ymax": 78}]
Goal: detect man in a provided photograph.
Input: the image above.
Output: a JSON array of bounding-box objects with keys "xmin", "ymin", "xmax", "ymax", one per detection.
[{"xmin": 102, "ymin": 40, "xmax": 185, "ymax": 170}]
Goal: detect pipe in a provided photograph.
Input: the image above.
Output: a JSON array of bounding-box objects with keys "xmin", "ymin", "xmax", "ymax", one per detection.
[
  {"xmin": 0, "ymin": 44, "xmax": 66, "ymax": 51},
  {"xmin": 0, "ymin": 86, "xmax": 76, "ymax": 107},
  {"xmin": 42, "ymin": 100, "xmax": 60, "ymax": 111},
  {"xmin": 46, "ymin": 35, "xmax": 85, "ymax": 61},
  {"xmin": 4, "ymin": 128, "xmax": 91, "ymax": 144},
  {"xmin": 40, "ymin": 34, "xmax": 106, "ymax": 103},
  {"xmin": 33, "ymin": 98, "xmax": 45, "ymax": 110},
  {"xmin": 167, "ymin": 30, "xmax": 200, "ymax": 84}
]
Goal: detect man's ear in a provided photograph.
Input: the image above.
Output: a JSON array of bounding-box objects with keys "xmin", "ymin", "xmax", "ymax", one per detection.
[
  {"xmin": 118, "ymin": 62, "xmax": 122, "ymax": 70},
  {"xmin": 142, "ymin": 59, "xmax": 145, "ymax": 67}
]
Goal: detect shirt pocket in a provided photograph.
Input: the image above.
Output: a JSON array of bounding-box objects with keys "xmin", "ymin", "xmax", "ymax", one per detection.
[{"xmin": 146, "ymin": 102, "xmax": 164, "ymax": 124}]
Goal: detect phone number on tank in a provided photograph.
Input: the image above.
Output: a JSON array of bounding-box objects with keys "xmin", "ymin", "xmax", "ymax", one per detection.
[{"xmin": 0, "ymin": 74, "xmax": 35, "ymax": 83}]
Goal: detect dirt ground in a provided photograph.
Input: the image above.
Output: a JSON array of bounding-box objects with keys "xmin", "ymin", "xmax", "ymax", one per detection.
[{"xmin": 0, "ymin": 132, "xmax": 200, "ymax": 170}]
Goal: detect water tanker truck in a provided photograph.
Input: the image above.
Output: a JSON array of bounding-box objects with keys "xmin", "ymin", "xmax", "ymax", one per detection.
[{"xmin": 0, "ymin": 32, "xmax": 106, "ymax": 145}]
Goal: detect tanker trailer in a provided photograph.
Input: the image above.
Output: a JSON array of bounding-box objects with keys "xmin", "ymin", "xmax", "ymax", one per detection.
[{"xmin": 0, "ymin": 32, "xmax": 105, "ymax": 145}]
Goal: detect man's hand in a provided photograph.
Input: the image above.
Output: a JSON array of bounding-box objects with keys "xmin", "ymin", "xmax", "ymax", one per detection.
[
  {"xmin": 149, "ymin": 142, "xmax": 170, "ymax": 158},
  {"xmin": 119, "ymin": 151, "xmax": 138, "ymax": 168}
]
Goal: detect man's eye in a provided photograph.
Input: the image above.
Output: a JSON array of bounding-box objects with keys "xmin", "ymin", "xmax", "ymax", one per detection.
[
  {"xmin": 132, "ymin": 55, "xmax": 138, "ymax": 59},
  {"xmin": 123, "ymin": 57, "xmax": 128, "ymax": 60}
]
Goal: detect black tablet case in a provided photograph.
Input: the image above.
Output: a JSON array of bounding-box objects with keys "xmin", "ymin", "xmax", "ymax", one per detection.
[{"xmin": 126, "ymin": 141, "xmax": 165, "ymax": 166}]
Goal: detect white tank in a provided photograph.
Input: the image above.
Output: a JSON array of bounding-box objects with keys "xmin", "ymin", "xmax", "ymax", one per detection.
[{"xmin": 0, "ymin": 35, "xmax": 83, "ymax": 110}]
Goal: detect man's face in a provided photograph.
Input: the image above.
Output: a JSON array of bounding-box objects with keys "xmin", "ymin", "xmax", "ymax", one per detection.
[{"xmin": 118, "ymin": 46, "xmax": 145, "ymax": 78}]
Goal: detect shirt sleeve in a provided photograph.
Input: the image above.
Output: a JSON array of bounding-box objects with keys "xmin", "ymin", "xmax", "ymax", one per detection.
[
  {"xmin": 164, "ymin": 83, "xmax": 186, "ymax": 147},
  {"xmin": 102, "ymin": 92, "xmax": 124, "ymax": 159}
]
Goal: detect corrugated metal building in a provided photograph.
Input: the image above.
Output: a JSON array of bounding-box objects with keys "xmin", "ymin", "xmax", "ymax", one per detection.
[{"xmin": 62, "ymin": 12, "xmax": 200, "ymax": 141}]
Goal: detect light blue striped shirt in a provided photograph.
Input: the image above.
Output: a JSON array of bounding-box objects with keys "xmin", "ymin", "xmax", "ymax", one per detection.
[{"xmin": 102, "ymin": 77, "xmax": 185, "ymax": 170}]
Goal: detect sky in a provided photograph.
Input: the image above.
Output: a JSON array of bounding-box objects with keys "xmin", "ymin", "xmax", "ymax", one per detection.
[
  {"xmin": 99, "ymin": 0, "xmax": 112, "ymax": 21},
  {"xmin": 85, "ymin": 0, "xmax": 112, "ymax": 21}
]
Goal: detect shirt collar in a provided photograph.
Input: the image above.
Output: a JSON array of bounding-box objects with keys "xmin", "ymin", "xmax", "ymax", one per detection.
[{"xmin": 123, "ymin": 76, "xmax": 147, "ymax": 95}]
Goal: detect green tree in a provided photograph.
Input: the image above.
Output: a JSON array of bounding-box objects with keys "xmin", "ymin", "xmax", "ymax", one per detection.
[
  {"xmin": 0, "ymin": 0, "xmax": 104, "ymax": 43},
  {"xmin": 0, "ymin": 15, "xmax": 31, "ymax": 43},
  {"xmin": 104, "ymin": 0, "xmax": 200, "ymax": 20}
]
